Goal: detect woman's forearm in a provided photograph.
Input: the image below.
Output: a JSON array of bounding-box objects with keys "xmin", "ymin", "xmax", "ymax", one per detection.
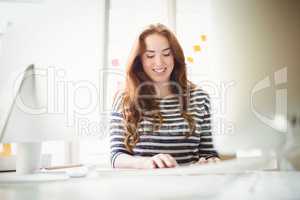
[{"xmin": 113, "ymin": 153, "xmax": 144, "ymax": 169}]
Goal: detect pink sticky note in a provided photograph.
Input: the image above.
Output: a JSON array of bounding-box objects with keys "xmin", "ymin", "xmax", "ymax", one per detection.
[{"xmin": 111, "ymin": 59, "xmax": 120, "ymax": 66}]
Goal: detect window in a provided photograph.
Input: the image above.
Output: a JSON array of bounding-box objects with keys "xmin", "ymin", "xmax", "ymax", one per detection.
[{"xmin": 105, "ymin": 0, "xmax": 170, "ymax": 110}]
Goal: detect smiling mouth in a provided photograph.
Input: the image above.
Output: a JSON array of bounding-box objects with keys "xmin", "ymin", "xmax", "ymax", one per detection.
[{"xmin": 152, "ymin": 67, "xmax": 166, "ymax": 73}]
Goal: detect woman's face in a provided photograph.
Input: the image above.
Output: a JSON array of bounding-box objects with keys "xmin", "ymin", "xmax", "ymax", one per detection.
[{"xmin": 141, "ymin": 33, "xmax": 174, "ymax": 84}]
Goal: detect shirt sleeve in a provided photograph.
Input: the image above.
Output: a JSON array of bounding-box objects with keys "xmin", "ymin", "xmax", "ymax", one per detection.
[
  {"xmin": 109, "ymin": 91, "xmax": 132, "ymax": 168},
  {"xmin": 197, "ymin": 92, "xmax": 219, "ymax": 159}
]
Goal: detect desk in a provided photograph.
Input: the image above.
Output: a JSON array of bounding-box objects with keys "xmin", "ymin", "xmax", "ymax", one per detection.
[{"xmin": 0, "ymin": 171, "xmax": 299, "ymax": 200}]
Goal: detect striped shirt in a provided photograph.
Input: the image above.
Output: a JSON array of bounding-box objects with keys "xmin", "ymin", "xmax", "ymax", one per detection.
[{"xmin": 109, "ymin": 87, "xmax": 218, "ymax": 167}]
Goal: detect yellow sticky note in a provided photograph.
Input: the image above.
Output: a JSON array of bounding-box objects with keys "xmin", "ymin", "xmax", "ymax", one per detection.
[
  {"xmin": 187, "ymin": 56, "xmax": 194, "ymax": 63},
  {"xmin": 200, "ymin": 35, "xmax": 207, "ymax": 42},
  {"xmin": 193, "ymin": 45, "xmax": 201, "ymax": 52},
  {"xmin": 0, "ymin": 143, "xmax": 12, "ymax": 156}
]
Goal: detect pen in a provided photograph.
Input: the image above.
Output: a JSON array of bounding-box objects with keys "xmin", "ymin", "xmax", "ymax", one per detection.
[
  {"xmin": 0, "ymin": 164, "xmax": 84, "ymax": 173},
  {"xmin": 44, "ymin": 164, "xmax": 83, "ymax": 170}
]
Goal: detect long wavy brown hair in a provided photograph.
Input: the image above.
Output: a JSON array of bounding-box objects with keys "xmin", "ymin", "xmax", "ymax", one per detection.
[{"xmin": 122, "ymin": 23, "xmax": 196, "ymax": 152}]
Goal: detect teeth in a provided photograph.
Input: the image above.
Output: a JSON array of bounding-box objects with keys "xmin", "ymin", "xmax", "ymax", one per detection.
[{"xmin": 153, "ymin": 68, "xmax": 166, "ymax": 73}]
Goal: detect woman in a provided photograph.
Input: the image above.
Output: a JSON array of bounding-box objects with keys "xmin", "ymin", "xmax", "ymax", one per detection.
[{"xmin": 110, "ymin": 23, "xmax": 219, "ymax": 169}]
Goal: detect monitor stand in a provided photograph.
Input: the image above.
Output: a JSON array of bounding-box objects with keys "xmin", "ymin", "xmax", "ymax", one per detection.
[{"xmin": 0, "ymin": 142, "xmax": 69, "ymax": 183}]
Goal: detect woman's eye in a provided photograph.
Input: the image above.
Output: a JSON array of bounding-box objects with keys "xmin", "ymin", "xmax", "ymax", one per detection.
[
  {"xmin": 146, "ymin": 55, "xmax": 155, "ymax": 59},
  {"xmin": 163, "ymin": 53, "xmax": 171, "ymax": 57}
]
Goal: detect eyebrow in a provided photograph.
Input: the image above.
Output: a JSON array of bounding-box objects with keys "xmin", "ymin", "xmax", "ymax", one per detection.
[{"xmin": 145, "ymin": 47, "xmax": 171, "ymax": 53}]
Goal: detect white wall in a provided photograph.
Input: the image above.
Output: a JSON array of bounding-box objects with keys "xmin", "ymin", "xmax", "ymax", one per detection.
[{"xmin": 0, "ymin": 0, "xmax": 102, "ymax": 69}]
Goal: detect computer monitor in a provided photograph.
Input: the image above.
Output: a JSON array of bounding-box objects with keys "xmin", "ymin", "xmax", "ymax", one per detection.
[
  {"xmin": 0, "ymin": 65, "xmax": 76, "ymax": 175},
  {"xmin": 199, "ymin": 0, "xmax": 300, "ymax": 157}
]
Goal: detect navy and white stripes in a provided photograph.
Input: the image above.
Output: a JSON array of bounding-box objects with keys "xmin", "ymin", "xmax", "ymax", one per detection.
[{"xmin": 109, "ymin": 88, "xmax": 218, "ymax": 167}]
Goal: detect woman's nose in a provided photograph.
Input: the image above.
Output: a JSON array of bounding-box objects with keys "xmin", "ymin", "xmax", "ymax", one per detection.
[{"xmin": 154, "ymin": 55, "xmax": 163, "ymax": 66}]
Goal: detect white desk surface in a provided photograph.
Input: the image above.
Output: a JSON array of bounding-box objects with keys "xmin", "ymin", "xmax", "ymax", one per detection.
[{"xmin": 0, "ymin": 170, "xmax": 299, "ymax": 200}]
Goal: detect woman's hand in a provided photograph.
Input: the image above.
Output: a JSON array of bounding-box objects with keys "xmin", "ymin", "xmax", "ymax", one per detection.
[
  {"xmin": 192, "ymin": 157, "xmax": 220, "ymax": 165},
  {"xmin": 135, "ymin": 153, "xmax": 178, "ymax": 169}
]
